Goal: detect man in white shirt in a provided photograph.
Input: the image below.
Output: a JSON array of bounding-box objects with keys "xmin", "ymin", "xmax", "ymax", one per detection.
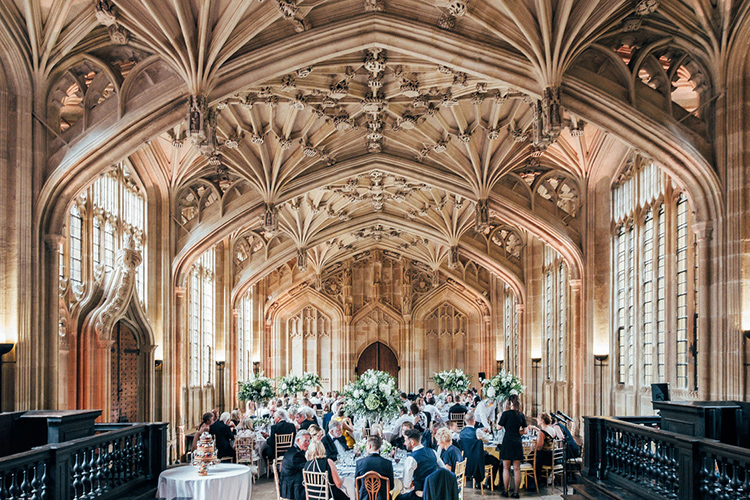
[
  {"xmin": 474, "ymin": 398, "xmax": 497, "ymax": 430},
  {"xmin": 398, "ymin": 428, "xmax": 445, "ymax": 499},
  {"xmin": 390, "ymin": 408, "xmax": 415, "ymax": 437}
]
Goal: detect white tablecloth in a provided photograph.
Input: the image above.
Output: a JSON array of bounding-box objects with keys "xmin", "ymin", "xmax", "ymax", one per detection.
[{"xmin": 157, "ymin": 464, "xmax": 252, "ymax": 500}]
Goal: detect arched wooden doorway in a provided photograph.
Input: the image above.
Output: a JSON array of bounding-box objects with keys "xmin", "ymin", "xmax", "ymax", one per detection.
[
  {"xmin": 356, "ymin": 342, "xmax": 399, "ymax": 380},
  {"xmin": 110, "ymin": 321, "xmax": 140, "ymax": 422}
]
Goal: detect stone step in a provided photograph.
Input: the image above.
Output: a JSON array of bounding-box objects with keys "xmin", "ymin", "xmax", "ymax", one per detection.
[{"xmin": 571, "ymin": 480, "xmax": 644, "ymax": 500}]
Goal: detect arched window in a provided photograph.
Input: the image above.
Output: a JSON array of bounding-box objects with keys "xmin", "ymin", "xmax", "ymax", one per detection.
[
  {"xmin": 63, "ymin": 163, "xmax": 146, "ymax": 302},
  {"xmin": 611, "ymin": 160, "xmax": 697, "ymax": 393},
  {"xmin": 503, "ymin": 287, "xmax": 519, "ymax": 374},
  {"xmin": 237, "ymin": 291, "xmax": 254, "ymax": 381},
  {"xmin": 187, "ymin": 248, "xmax": 215, "ymax": 387},
  {"xmin": 542, "ymin": 246, "xmax": 568, "ymax": 382}
]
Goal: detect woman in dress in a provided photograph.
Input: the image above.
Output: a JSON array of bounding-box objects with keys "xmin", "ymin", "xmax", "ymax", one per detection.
[
  {"xmin": 333, "ymin": 409, "xmax": 356, "ymax": 448},
  {"xmin": 530, "ymin": 413, "xmax": 564, "ymax": 484},
  {"xmin": 435, "ymin": 427, "xmax": 463, "ymax": 472},
  {"xmin": 304, "ymin": 440, "xmax": 349, "ymax": 500},
  {"xmin": 497, "ymin": 394, "xmax": 527, "ymax": 498}
]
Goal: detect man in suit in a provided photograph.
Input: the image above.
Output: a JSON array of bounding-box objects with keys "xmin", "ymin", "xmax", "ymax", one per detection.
[
  {"xmin": 299, "ymin": 406, "xmax": 316, "ymax": 430},
  {"xmin": 355, "ymin": 435, "xmax": 394, "ymax": 500},
  {"xmin": 397, "ymin": 428, "xmax": 444, "ymax": 500},
  {"xmin": 321, "ymin": 419, "xmax": 350, "ymax": 461},
  {"xmin": 460, "ymin": 412, "xmax": 499, "ymax": 489},
  {"xmin": 280, "ymin": 430, "xmax": 311, "ymax": 500},
  {"xmin": 209, "ymin": 412, "xmax": 235, "ymax": 459},
  {"xmin": 263, "ymin": 409, "xmax": 296, "ymax": 462},
  {"xmin": 449, "ymin": 396, "xmax": 469, "ymax": 419}
]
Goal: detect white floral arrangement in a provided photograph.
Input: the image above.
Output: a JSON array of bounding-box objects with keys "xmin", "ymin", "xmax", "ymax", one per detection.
[
  {"xmin": 276, "ymin": 373, "xmax": 304, "ymax": 396},
  {"xmin": 301, "ymin": 372, "xmax": 322, "ymax": 391},
  {"xmin": 254, "ymin": 416, "xmax": 272, "ymax": 431},
  {"xmin": 342, "ymin": 370, "xmax": 402, "ymax": 423},
  {"xmin": 354, "ymin": 438, "xmax": 393, "ymax": 457},
  {"xmin": 482, "ymin": 371, "xmax": 525, "ymax": 402},
  {"xmin": 432, "ymin": 369, "xmax": 472, "ymax": 393},
  {"xmin": 238, "ymin": 372, "xmax": 275, "ymax": 405}
]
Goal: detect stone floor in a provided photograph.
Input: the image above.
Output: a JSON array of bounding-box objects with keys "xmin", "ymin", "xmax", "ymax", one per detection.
[{"xmin": 249, "ymin": 475, "xmax": 565, "ymax": 499}]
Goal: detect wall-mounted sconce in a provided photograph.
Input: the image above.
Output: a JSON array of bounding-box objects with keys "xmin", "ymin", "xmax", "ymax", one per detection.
[
  {"xmin": 744, "ymin": 330, "xmax": 750, "ymax": 340},
  {"xmin": 496, "ymin": 359, "xmax": 504, "ymax": 372},
  {"xmin": 154, "ymin": 359, "xmax": 163, "ymax": 370},
  {"xmin": 253, "ymin": 361, "xmax": 260, "ymax": 375},
  {"xmin": 594, "ymin": 354, "xmax": 609, "ymax": 415}
]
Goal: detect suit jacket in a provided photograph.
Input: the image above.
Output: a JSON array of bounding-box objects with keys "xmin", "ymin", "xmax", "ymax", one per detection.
[
  {"xmin": 321, "ymin": 433, "xmax": 349, "ymax": 461},
  {"xmin": 280, "ymin": 444, "xmax": 307, "ymax": 500},
  {"xmin": 300, "ymin": 418, "xmax": 315, "ymax": 430},
  {"xmin": 423, "ymin": 467, "xmax": 459, "ymax": 500},
  {"xmin": 355, "ymin": 453, "xmax": 394, "ymax": 500},
  {"xmin": 459, "ymin": 426, "xmax": 485, "ymax": 483},
  {"xmin": 448, "ymin": 404, "xmax": 468, "ymax": 417},
  {"xmin": 268, "ymin": 420, "xmax": 296, "ymax": 458},
  {"xmin": 208, "ymin": 420, "xmax": 234, "ymax": 459}
]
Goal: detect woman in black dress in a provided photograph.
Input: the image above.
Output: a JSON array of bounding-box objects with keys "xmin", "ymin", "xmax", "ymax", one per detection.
[
  {"xmin": 497, "ymin": 394, "xmax": 527, "ymax": 498},
  {"xmin": 304, "ymin": 440, "xmax": 349, "ymax": 500}
]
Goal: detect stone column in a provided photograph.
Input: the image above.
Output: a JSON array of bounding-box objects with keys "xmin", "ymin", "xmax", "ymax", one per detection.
[
  {"xmin": 172, "ymin": 285, "xmax": 186, "ymax": 459},
  {"xmin": 693, "ymin": 223, "xmax": 713, "ymax": 399},
  {"xmin": 569, "ymin": 278, "xmax": 583, "ymax": 432},
  {"xmin": 43, "ymin": 233, "xmax": 65, "ymax": 410}
]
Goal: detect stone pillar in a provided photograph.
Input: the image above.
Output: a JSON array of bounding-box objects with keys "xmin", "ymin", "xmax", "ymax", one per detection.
[
  {"xmin": 172, "ymin": 285, "xmax": 186, "ymax": 457},
  {"xmin": 693, "ymin": 223, "xmax": 713, "ymax": 399},
  {"xmin": 43, "ymin": 233, "xmax": 65, "ymax": 410},
  {"xmin": 569, "ymin": 278, "xmax": 583, "ymax": 432}
]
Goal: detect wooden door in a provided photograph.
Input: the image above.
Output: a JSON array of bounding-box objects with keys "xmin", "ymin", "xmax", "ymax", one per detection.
[
  {"xmin": 110, "ymin": 322, "xmax": 139, "ymax": 423},
  {"xmin": 356, "ymin": 342, "xmax": 399, "ymax": 379}
]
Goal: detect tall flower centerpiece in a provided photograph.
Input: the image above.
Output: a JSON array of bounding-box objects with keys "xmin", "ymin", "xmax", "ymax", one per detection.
[
  {"xmin": 237, "ymin": 372, "xmax": 275, "ymax": 408},
  {"xmin": 301, "ymin": 372, "xmax": 321, "ymax": 391},
  {"xmin": 343, "ymin": 370, "xmax": 401, "ymax": 424},
  {"xmin": 482, "ymin": 371, "xmax": 525, "ymax": 404},
  {"xmin": 276, "ymin": 373, "xmax": 304, "ymax": 396},
  {"xmin": 433, "ymin": 369, "xmax": 472, "ymax": 395}
]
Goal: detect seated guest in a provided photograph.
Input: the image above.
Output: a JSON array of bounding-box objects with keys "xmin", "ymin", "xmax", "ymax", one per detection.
[
  {"xmin": 530, "ymin": 413, "xmax": 563, "ymax": 485},
  {"xmin": 449, "ymin": 396, "xmax": 469, "ymax": 418},
  {"xmin": 410, "ymin": 403, "xmax": 427, "ymax": 432},
  {"xmin": 355, "ymin": 435, "xmax": 394, "ymax": 500},
  {"xmin": 308, "ymin": 423, "xmax": 324, "ymax": 441},
  {"xmin": 333, "ymin": 409, "xmax": 356, "ymax": 448},
  {"xmin": 304, "ymin": 440, "xmax": 349, "ymax": 500},
  {"xmin": 322, "ymin": 403, "xmax": 334, "ymax": 432},
  {"xmin": 459, "ymin": 412, "xmax": 499, "ymax": 488},
  {"xmin": 392, "ymin": 421, "xmax": 414, "ymax": 450},
  {"xmin": 321, "ymin": 419, "xmax": 350, "ymax": 461},
  {"xmin": 236, "ymin": 417, "xmax": 255, "ymax": 437},
  {"xmin": 191, "ymin": 412, "xmax": 214, "ymax": 452},
  {"xmin": 446, "ymin": 420, "xmax": 461, "ymax": 448},
  {"xmin": 294, "ymin": 409, "xmax": 306, "ymax": 430},
  {"xmin": 280, "ymin": 431, "xmax": 311, "ymax": 500},
  {"xmin": 397, "ymin": 428, "xmax": 444, "ymax": 500},
  {"xmin": 299, "ymin": 406, "xmax": 316, "ymax": 430},
  {"xmin": 230, "ymin": 409, "xmax": 242, "ymax": 431},
  {"xmin": 210, "ymin": 412, "xmax": 235, "ymax": 460},
  {"xmin": 263, "ymin": 409, "xmax": 296, "ymax": 462},
  {"xmin": 436, "ymin": 427, "xmax": 463, "ymax": 472},
  {"xmin": 390, "ymin": 407, "xmax": 414, "ymax": 437}
]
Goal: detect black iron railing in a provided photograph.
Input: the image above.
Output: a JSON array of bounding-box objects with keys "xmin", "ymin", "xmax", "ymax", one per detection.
[
  {"xmin": 585, "ymin": 416, "xmax": 750, "ymax": 500},
  {"xmin": 0, "ymin": 422, "xmax": 167, "ymax": 500}
]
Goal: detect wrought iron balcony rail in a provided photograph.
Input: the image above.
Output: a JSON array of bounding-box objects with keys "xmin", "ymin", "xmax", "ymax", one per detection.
[
  {"xmin": 584, "ymin": 416, "xmax": 750, "ymax": 500},
  {"xmin": 0, "ymin": 422, "xmax": 167, "ymax": 500}
]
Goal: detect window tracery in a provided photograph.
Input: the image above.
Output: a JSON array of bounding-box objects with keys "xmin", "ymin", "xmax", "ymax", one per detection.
[
  {"xmin": 612, "ymin": 160, "xmax": 697, "ymax": 391},
  {"xmin": 542, "ymin": 246, "xmax": 568, "ymax": 382},
  {"xmin": 188, "ymin": 248, "xmax": 215, "ymax": 387}
]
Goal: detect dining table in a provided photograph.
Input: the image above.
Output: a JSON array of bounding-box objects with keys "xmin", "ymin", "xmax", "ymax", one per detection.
[{"xmin": 156, "ymin": 463, "xmax": 253, "ymax": 500}]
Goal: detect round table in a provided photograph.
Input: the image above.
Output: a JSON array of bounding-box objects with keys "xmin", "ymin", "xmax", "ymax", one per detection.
[{"xmin": 157, "ymin": 463, "xmax": 253, "ymax": 500}]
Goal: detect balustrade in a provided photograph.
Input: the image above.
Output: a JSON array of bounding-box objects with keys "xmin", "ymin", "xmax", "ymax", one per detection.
[
  {"xmin": 0, "ymin": 422, "xmax": 166, "ymax": 500},
  {"xmin": 586, "ymin": 416, "xmax": 750, "ymax": 500}
]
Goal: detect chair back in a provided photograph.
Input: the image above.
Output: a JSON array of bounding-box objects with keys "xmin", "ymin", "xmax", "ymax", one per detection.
[
  {"xmin": 356, "ymin": 470, "xmax": 389, "ymax": 500},
  {"xmin": 303, "ymin": 470, "xmax": 329, "ymax": 500},
  {"xmin": 361, "ymin": 427, "xmax": 371, "ymax": 439},
  {"xmin": 449, "ymin": 413, "xmax": 465, "ymax": 430},
  {"xmin": 272, "ymin": 458, "xmax": 283, "ymax": 500},
  {"xmin": 455, "ymin": 458, "xmax": 467, "ymax": 500},
  {"xmin": 236, "ymin": 435, "xmax": 256, "ymax": 464},
  {"xmin": 552, "ymin": 438, "xmax": 565, "ymax": 464},
  {"xmin": 316, "ymin": 408, "xmax": 324, "ymax": 418},
  {"xmin": 275, "ymin": 432, "xmax": 295, "ymax": 459}
]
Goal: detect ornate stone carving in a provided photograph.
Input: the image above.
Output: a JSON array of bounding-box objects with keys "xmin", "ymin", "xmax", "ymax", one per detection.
[
  {"xmin": 475, "ymin": 198, "xmax": 489, "ymax": 233},
  {"xmin": 364, "ymin": 0, "xmax": 385, "ymax": 12},
  {"xmin": 108, "ymin": 24, "xmax": 130, "ymax": 44},
  {"xmin": 188, "ymin": 95, "xmax": 207, "ymax": 140},
  {"xmin": 95, "ymin": 0, "xmax": 117, "ymax": 26},
  {"xmin": 93, "ymin": 245, "xmax": 142, "ymax": 340}
]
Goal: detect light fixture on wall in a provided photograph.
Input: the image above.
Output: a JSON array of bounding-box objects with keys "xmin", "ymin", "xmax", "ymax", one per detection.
[
  {"xmin": 0, "ymin": 343, "xmax": 15, "ymax": 412},
  {"xmin": 531, "ymin": 356, "xmax": 541, "ymax": 415},
  {"xmin": 594, "ymin": 354, "xmax": 609, "ymax": 416},
  {"xmin": 154, "ymin": 359, "xmax": 163, "ymax": 370},
  {"xmin": 253, "ymin": 361, "xmax": 260, "ymax": 375},
  {"xmin": 744, "ymin": 330, "xmax": 750, "ymax": 340},
  {"xmin": 496, "ymin": 359, "xmax": 504, "ymax": 373}
]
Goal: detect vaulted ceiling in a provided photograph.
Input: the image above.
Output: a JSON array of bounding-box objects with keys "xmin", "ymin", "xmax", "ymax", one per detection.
[{"xmin": 5, "ymin": 0, "xmax": 737, "ymax": 301}]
